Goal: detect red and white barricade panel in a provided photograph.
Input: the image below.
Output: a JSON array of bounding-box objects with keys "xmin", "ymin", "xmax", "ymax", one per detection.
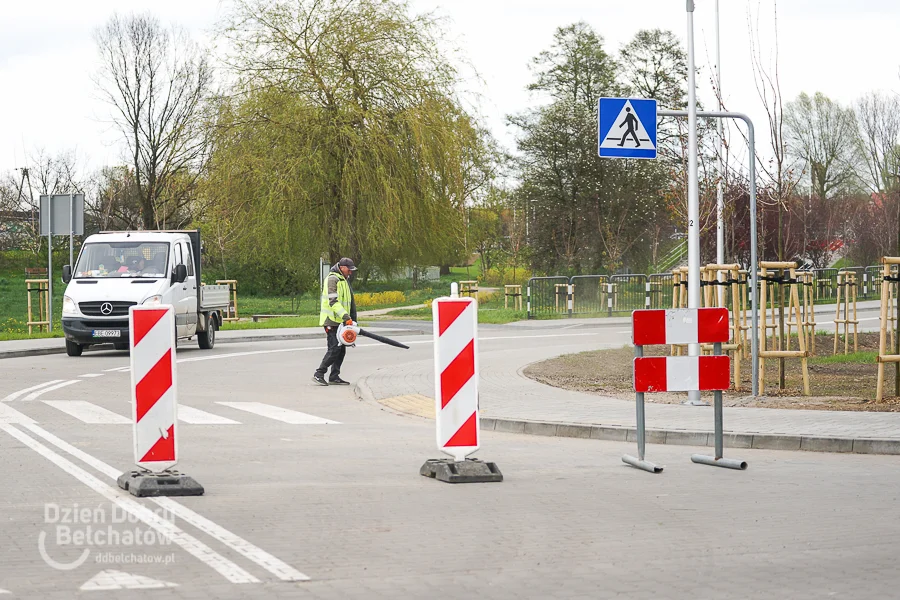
[
  {"xmin": 632, "ymin": 308, "xmax": 731, "ymax": 393},
  {"xmin": 129, "ymin": 306, "xmax": 178, "ymax": 472},
  {"xmin": 432, "ymin": 297, "xmax": 479, "ymax": 462},
  {"xmin": 633, "ymin": 356, "xmax": 730, "ymax": 392},
  {"xmin": 632, "ymin": 307, "xmax": 729, "ymax": 345}
]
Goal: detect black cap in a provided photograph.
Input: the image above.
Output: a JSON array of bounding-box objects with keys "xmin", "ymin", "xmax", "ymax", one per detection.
[{"xmin": 338, "ymin": 257, "xmax": 357, "ymax": 271}]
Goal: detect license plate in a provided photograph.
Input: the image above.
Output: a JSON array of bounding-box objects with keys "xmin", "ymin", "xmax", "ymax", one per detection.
[{"xmin": 92, "ymin": 330, "xmax": 121, "ymax": 338}]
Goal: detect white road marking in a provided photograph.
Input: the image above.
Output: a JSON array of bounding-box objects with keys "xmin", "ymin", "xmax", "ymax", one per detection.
[
  {"xmin": 0, "ymin": 423, "xmax": 259, "ymax": 584},
  {"xmin": 80, "ymin": 570, "xmax": 178, "ymax": 591},
  {"xmin": 0, "ymin": 402, "xmax": 36, "ymax": 424},
  {"xmin": 169, "ymin": 331, "xmax": 604, "ymax": 365},
  {"xmin": 19, "ymin": 422, "xmax": 310, "ymax": 583},
  {"xmin": 42, "ymin": 401, "xmax": 131, "ymax": 424},
  {"xmin": 103, "ymin": 366, "xmax": 130, "ymax": 372},
  {"xmin": 78, "ymin": 373, "xmax": 105, "ymax": 378},
  {"xmin": 178, "ymin": 405, "xmax": 240, "ymax": 425},
  {"xmin": 2, "ymin": 380, "xmax": 65, "ymax": 402},
  {"xmin": 217, "ymin": 402, "xmax": 340, "ymax": 425},
  {"xmin": 20, "ymin": 380, "xmax": 80, "ymax": 401}
]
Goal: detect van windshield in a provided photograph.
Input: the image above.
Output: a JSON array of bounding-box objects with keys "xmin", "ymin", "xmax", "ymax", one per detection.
[{"xmin": 74, "ymin": 242, "xmax": 169, "ymax": 279}]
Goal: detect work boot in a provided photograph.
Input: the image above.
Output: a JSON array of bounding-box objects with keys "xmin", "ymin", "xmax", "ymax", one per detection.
[
  {"xmin": 328, "ymin": 376, "xmax": 350, "ymax": 385},
  {"xmin": 312, "ymin": 374, "xmax": 329, "ymax": 386}
]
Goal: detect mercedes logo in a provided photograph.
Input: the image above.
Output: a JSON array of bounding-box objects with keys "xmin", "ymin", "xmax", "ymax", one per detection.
[{"xmin": 100, "ymin": 302, "xmax": 114, "ymax": 315}]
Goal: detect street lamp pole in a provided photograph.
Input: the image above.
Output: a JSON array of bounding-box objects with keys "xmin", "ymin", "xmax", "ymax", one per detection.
[
  {"xmin": 685, "ymin": 0, "xmax": 702, "ymax": 405},
  {"xmin": 715, "ymin": 0, "xmax": 726, "ymax": 306}
]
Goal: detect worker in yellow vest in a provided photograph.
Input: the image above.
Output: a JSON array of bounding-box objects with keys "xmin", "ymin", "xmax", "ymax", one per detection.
[{"xmin": 313, "ymin": 257, "xmax": 357, "ymax": 386}]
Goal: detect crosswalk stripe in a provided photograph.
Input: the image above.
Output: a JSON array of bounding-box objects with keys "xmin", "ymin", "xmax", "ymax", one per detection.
[
  {"xmin": 2, "ymin": 380, "xmax": 65, "ymax": 402},
  {"xmin": 178, "ymin": 406, "xmax": 240, "ymax": 425},
  {"xmin": 216, "ymin": 402, "xmax": 340, "ymax": 425},
  {"xmin": 21, "ymin": 380, "xmax": 80, "ymax": 401},
  {"xmin": 0, "ymin": 402, "xmax": 36, "ymax": 424},
  {"xmin": 42, "ymin": 401, "xmax": 131, "ymax": 424}
]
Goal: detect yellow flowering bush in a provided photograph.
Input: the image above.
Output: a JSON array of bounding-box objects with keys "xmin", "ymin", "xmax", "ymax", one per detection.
[{"xmin": 355, "ymin": 291, "xmax": 407, "ymax": 307}]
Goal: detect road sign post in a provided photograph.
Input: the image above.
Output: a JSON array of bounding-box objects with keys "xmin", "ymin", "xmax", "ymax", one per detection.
[{"xmin": 39, "ymin": 193, "xmax": 84, "ymax": 332}]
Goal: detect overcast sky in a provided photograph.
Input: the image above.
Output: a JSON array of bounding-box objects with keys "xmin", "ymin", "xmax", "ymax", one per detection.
[{"xmin": 2, "ymin": 0, "xmax": 898, "ymax": 180}]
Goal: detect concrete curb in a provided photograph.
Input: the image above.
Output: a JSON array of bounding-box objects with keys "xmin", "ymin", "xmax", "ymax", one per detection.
[
  {"xmin": 0, "ymin": 328, "xmax": 425, "ymax": 361},
  {"xmin": 354, "ymin": 376, "xmax": 900, "ymax": 456}
]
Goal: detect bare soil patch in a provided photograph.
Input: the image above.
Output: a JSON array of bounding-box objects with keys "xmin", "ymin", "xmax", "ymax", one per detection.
[{"xmin": 523, "ymin": 332, "xmax": 900, "ymax": 412}]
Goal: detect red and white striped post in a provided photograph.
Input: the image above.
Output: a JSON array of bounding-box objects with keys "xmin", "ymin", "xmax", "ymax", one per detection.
[
  {"xmin": 419, "ymin": 288, "xmax": 502, "ymax": 483},
  {"xmin": 433, "ymin": 296, "xmax": 479, "ymax": 462},
  {"xmin": 130, "ymin": 306, "xmax": 178, "ymax": 471},
  {"xmin": 625, "ymin": 308, "xmax": 746, "ymax": 473},
  {"xmin": 117, "ymin": 305, "xmax": 203, "ymax": 496}
]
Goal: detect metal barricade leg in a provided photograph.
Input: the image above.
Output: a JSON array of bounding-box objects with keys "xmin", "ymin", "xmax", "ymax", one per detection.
[
  {"xmin": 691, "ymin": 343, "xmax": 748, "ymax": 470},
  {"xmin": 622, "ymin": 344, "xmax": 663, "ymax": 473}
]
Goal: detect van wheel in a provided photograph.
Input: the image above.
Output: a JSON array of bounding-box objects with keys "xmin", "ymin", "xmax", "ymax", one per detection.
[
  {"xmin": 66, "ymin": 340, "xmax": 83, "ymax": 357},
  {"xmin": 198, "ymin": 318, "xmax": 216, "ymax": 350},
  {"xmin": 114, "ymin": 343, "xmax": 129, "ymax": 351}
]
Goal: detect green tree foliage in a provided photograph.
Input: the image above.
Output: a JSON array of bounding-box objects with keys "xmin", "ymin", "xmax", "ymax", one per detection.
[
  {"xmin": 509, "ymin": 23, "xmax": 669, "ymax": 274},
  {"xmin": 201, "ymin": 0, "xmax": 490, "ymax": 293}
]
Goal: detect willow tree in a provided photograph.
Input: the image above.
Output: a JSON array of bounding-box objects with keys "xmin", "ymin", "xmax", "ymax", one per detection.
[{"xmin": 203, "ymin": 0, "xmax": 488, "ymax": 288}]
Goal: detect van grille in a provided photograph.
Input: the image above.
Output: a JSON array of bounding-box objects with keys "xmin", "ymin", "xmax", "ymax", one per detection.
[{"xmin": 79, "ymin": 301, "xmax": 136, "ymax": 317}]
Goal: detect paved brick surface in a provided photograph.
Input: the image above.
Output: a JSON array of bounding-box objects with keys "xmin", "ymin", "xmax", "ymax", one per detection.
[{"xmin": 2, "ymin": 332, "xmax": 900, "ymax": 598}]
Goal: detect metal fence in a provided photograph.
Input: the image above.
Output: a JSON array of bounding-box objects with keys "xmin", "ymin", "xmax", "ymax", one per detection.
[
  {"xmin": 526, "ymin": 276, "xmax": 571, "ymax": 319},
  {"xmin": 648, "ymin": 273, "xmax": 675, "ymax": 309},
  {"xmin": 570, "ymin": 275, "xmax": 609, "ymax": 316},
  {"xmin": 527, "ymin": 266, "xmax": 885, "ymax": 319},
  {"xmin": 813, "ymin": 268, "xmax": 839, "ymax": 302},
  {"xmin": 609, "ymin": 274, "xmax": 648, "ymax": 315}
]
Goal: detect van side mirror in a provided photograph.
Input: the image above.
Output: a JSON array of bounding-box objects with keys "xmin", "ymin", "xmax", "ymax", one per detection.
[
  {"xmin": 62, "ymin": 265, "xmax": 72, "ymax": 284},
  {"xmin": 173, "ymin": 264, "xmax": 188, "ymax": 284}
]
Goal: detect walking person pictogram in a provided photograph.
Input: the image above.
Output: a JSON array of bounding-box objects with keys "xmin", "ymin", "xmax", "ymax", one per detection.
[{"xmin": 618, "ymin": 107, "xmax": 641, "ymax": 147}]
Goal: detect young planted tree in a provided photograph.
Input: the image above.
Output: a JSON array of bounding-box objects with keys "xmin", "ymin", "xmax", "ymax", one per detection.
[{"xmin": 748, "ymin": 0, "xmax": 800, "ymax": 261}]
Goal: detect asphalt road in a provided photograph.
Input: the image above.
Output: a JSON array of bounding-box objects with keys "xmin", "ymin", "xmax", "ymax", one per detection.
[{"xmin": 2, "ymin": 326, "xmax": 899, "ymax": 599}]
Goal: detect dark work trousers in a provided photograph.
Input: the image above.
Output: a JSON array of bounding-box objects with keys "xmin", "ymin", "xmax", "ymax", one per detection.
[{"xmin": 315, "ymin": 326, "xmax": 346, "ymax": 380}]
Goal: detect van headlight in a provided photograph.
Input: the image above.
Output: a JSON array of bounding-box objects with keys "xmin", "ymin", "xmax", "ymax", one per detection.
[
  {"xmin": 62, "ymin": 296, "xmax": 78, "ymax": 316},
  {"xmin": 142, "ymin": 295, "xmax": 163, "ymax": 306}
]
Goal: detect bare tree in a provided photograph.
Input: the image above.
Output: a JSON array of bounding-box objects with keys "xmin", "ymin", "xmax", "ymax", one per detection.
[
  {"xmin": 748, "ymin": 0, "xmax": 800, "ymax": 261},
  {"xmin": 855, "ymin": 91, "xmax": 900, "ymax": 194},
  {"xmin": 1, "ymin": 150, "xmax": 85, "ymax": 253},
  {"xmin": 94, "ymin": 12, "xmax": 211, "ymax": 230},
  {"xmin": 785, "ymin": 92, "xmax": 860, "ymax": 200}
]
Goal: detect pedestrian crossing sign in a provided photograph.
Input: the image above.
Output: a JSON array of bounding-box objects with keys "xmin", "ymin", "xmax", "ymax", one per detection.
[{"xmin": 597, "ymin": 97, "xmax": 657, "ymax": 159}]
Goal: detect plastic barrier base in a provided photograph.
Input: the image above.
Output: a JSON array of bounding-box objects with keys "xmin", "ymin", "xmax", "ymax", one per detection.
[
  {"xmin": 117, "ymin": 470, "xmax": 205, "ymax": 497},
  {"xmin": 419, "ymin": 458, "xmax": 503, "ymax": 483}
]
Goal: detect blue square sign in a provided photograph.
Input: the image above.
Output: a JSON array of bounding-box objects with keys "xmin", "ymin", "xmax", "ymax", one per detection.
[{"xmin": 598, "ymin": 97, "xmax": 658, "ymax": 159}]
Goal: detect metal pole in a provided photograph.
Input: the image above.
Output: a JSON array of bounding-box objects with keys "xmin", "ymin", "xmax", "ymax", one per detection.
[
  {"xmin": 69, "ymin": 194, "xmax": 74, "ymax": 270},
  {"xmin": 657, "ymin": 110, "xmax": 758, "ymax": 398},
  {"xmin": 622, "ymin": 343, "xmax": 663, "ymax": 473},
  {"xmin": 47, "ymin": 203, "xmax": 53, "ymax": 333},
  {"xmin": 686, "ymin": 0, "xmax": 702, "ymax": 405},
  {"xmin": 715, "ymin": 0, "xmax": 725, "ymax": 307},
  {"xmin": 690, "ymin": 343, "xmax": 748, "ymax": 469}
]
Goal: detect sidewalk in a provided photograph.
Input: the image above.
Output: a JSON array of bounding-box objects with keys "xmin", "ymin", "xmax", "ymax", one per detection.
[
  {"xmin": 0, "ymin": 323, "xmax": 427, "ymax": 360},
  {"xmin": 356, "ymin": 344, "xmax": 900, "ymax": 455}
]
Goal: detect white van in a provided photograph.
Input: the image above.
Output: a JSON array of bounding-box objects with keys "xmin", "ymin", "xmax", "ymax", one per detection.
[{"xmin": 60, "ymin": 229, "xmax": 230, "ymax": 357}]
